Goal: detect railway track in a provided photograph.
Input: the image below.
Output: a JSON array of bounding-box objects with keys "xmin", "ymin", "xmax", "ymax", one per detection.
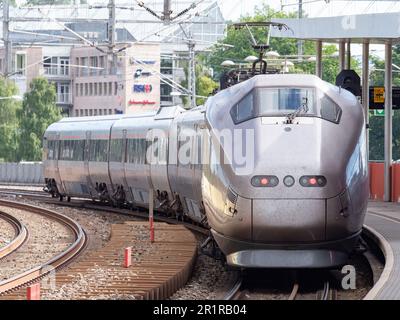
[
  {"xmin": 223, "ymin": 272, "xmax": 337, "ymax": 301},
  {"xmin": 0, "ymin": 199, "xmax": 86, "ymax": 295},
  {"xmin": 0, "ymin": 211, "xmax": 28, "ymax": 260}
]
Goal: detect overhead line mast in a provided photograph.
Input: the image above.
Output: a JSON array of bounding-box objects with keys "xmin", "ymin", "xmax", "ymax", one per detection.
[{"xmin": 3, "ymin": 0, "xmax": 12, "ymax": 76}]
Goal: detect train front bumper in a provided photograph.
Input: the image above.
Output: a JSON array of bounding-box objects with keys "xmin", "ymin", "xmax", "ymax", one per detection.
[{"xmin": 211, "ymin": 229, "xmax": 361, "ymax": 268}]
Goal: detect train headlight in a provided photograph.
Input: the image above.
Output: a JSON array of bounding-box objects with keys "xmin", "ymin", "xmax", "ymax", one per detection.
[
  {"xmin": 283, "ymin": 175, "xmax": 295, "ymax": 187},
  {"xmin": 299, "ymin": 176, "xmax": 327, "ymax": 187},
  {"xmin": 251, "ymin": 175, "xmax": 279, "ymax": 187}
]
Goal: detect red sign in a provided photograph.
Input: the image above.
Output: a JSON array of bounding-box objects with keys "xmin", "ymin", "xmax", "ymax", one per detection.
[{"xmin": 128, "ymin": 99, "xmax": 156, "ymax": 105}]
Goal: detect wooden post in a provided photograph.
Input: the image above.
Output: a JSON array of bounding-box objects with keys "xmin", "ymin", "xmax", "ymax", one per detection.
[{"xmin": 149, "ymin": 188, "xmax": 154, "ymax": 243}]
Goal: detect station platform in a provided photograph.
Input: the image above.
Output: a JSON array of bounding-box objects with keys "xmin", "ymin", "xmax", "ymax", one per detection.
[{"xmin": 364, "ymin": 201, "xmax": 400, "ymax": 299}]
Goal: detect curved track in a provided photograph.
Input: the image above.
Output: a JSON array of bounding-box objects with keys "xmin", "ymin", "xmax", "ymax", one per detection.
[
  {"xmin": 0, "ymin": 211, "xmax": 28, "ymax": 260},
  {"xmin": 0, "ymin": 199, "xmax": 86, "ymax": 295}
]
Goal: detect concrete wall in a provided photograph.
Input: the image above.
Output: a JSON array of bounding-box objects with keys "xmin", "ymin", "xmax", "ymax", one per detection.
[{"xmin": 0, "ymin": 162, "xmax": 43, "ymax": 184}]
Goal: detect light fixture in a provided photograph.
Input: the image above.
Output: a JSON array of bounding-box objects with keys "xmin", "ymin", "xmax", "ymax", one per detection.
[
  {"xmin": 244, "ymin": 55, "xmax": 258, "ymax": 63},
  {"xmin": 221, "ymin": 60, "xmax": 235, "ymax": 67},
  {"xmin": 265, "ymin": 51, "xmax": 280, "ymax": 58}
]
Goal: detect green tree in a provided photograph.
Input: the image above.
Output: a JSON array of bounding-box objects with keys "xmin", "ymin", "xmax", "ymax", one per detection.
[
  {"xmin": 368, "ymin": 45, "xmax": 400, "ymax": 161},
  {"xmin": 180, "ymin": 63, "xmax": 218, "ymax": 107},
  {"xmin": 17, "ymin": 77, "xmax": 61, "ymax": 161},
  {"xmin": 0, "ymin": 78, "xmax": 21, "ymax": 162}
]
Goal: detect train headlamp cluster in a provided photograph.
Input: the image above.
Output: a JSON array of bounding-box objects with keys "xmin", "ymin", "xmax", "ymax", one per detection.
[
  {"xmin": 251, "ymin": 175, "xmax": 327, "ymax": 187},
  {"xmin": 299, "ymin": 176, "xmax": 327, "ymax": 187},
  {"xmin": 251, "ymin": 175, "xmax": 279, "ymax": 187}
]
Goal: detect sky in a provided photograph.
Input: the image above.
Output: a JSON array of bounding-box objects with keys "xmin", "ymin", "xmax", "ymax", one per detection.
[{"xmin": 219, "ymin": 0, "xmax": 400, "ymax": 21}]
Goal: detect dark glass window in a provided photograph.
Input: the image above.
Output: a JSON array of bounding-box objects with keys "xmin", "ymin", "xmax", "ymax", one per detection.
[
  {"xmin": 321, "ymin": 95, "xmax": 342, "ymax": 124},
  {"xmin": 109, "ymin": 139, "xmax": 124, "ymax": 162},
  {"xmin": 89, "ymin": 139, "xmax": 108, "ymax": 162},
  {"xmin": 126, "ymin": 139, "xmax": 148, "ymax": 164},
  {"xmin": 60, "ymin": 140, "xmax": 84, "ymax": 161},
  {"xmin": 47, "ymin": 140, "xmax": 58, "ymax": 160},
  {"xmin": 230, "ymin": 92, "xmax": 255, "ymax": 124}
]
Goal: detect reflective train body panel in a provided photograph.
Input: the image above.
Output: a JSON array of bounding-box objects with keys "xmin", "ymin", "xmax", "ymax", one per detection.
[{"xmin": 43, "ymin": 74, "xmax": 368, "ymax": 268}]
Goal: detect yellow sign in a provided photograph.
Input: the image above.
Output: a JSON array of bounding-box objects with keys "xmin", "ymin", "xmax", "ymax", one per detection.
[{"xmin": 374, "ymin": 87, "xmax": 385, "ymax": 103}]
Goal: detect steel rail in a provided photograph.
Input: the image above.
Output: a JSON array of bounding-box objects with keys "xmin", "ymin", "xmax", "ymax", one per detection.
[
  {"xmin": 0, "ymin": 199, "xmax": 86, "ymax": 295},
  {"xmin": 0, "ymin": 211, "xmax": 28, "ymax": 260}
]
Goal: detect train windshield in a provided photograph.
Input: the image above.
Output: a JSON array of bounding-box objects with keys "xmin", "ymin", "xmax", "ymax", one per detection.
[{"xmin": 256, "ymin": 87, "xmax": 316, "ymax": 116}]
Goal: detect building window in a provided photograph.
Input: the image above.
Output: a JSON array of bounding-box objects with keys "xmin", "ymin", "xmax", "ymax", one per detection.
[
  {"xmin": 108, "ymin": 82, "xmax": 112, "ymax": 95},
  {"xmin": 15, "ymin": 53, "xmax": 26, "ymax": 75},
  {"xmin": 103, "ymin": 83, "xmax": 107, "ymax": 96},
  {"xmin": 94, "ymin": 83, "xmax": 98, "ymax": 95},
  {"xmin": 75, "ymin": 58, "xmax": 79, "ymax": 76},
  {"xmin": 85, "ymin": 83, "xmax": 88, "ymax": 96},
  {"xmin": 80, "ymin": 109, "xmax": 84, "ymax": 116},
  {"xmin": 114, "ymin": 82, "xmax": 118, "ymax": 95},
  {"xmin": 99, "ymin": 56, "xmax": 105, "ymax": 75},
  {"xmin": 81, "ymin": 57, "xmax": 88, "ymax": 76},
  {"xmin": 89, "ymin": 83, "xmax": 93, "ymax": 96},
  {"xmin": 80, "ymin": 83, "xmax": 83, "ymax": 96},
  {"xmin": 99, "ymin": 109, "xmax": 102, "ymax": 115},
  {"xmin": 90, "ymin": 56, "xmax": 98, "ymax": 76},
  {"xmin": 99, "ymin": 82, "xmax": 102, "ymax": 95},
  {"xmin": 89, "ymin": 109, "xmax": 93, "ymax": 116},
  {"xmin": 57, "ymin": 83, "xmax": 70, "ymax": 103},
  {"xmin": 94, "ymin": 109, "xmax": 98, "ymax": 116},
  {"xmin": 109, "ymin": 108, "xmax": 113, "ymax": 115},
  {"xmin": 103, "ymin": 108, "xmax": 107, "ymax": 115},
  {"xmin": 60, "ymin": 57, "xmax": 69, "ymax": 76},
  {"xmin": 85, "ymin": 109, "xmax": 88, "ymax": 116},
  {"xmin": 75, "ymin": 84, "xmax": 79, "ymax": 97},
  {"xmin": 75, "ymin": 110, "xmax": 79, "ymax": 117}
]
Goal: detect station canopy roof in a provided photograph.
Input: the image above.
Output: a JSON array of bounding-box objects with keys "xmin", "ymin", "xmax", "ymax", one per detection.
[{"xmin": 271, "ymin": 12, "xmax": 400, "ymax": 44}]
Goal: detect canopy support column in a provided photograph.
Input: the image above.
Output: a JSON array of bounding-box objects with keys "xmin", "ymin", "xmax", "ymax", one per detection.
[
  {"xmin": 346, "ymin": 41, "xmax": 351, "ymax": 69},
  {"xmin": 384, "ymin": 41, "xmax": 393, "ymax": 202},
  {"xmin": 339, "ymin": 40, "xmax": 346, "ymax": 71},
  {"xmin": 316, "ymin": 40, "xmax": 322, "ymax": 78},
  {"xmin": 362, "ymin": 41, "xmax": 369, "ymax": 160}
]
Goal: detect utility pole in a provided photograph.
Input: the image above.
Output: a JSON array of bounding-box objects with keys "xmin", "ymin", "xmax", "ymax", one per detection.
[
  {"xmin": 107, "ymin": 0, "xmax": 116, "ymax": 73},
  {"xmin": 187, "ymin": 39, "xmax": 196, "ymax": 108},
  {"xmin": 163, "ymin": 0, "xmax": 172, "ymax": 23},
  {"xmin": 297, "ymin": 0, "xmax": 303, "ymax": 61},
  {"xmin": 3, "ymin": 0, "xmax": 12, "ymax": 76}
]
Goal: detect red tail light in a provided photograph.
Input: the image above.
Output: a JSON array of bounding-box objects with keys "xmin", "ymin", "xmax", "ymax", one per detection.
[
  {"xmin": 251, "ymin": 175, "xmax": 279, "ymax": 187},
  {"xmin": 300, "ymin": 176, "xmax": 327, "ymax": 187}
]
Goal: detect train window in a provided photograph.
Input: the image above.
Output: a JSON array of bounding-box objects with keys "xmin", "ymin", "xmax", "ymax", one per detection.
[
  {"xmin": 59, "ymin": 140, "xmax": 84, "ymax": 161},
  {"xmin": 127, "ymin": 138, "xmax": 147, "ymax": 164},
  {"xmin": 47, "ymin": 140, "xmax": 57, "ymax": 160},
  {"xmin": 230, "ymin": 92, "xmax": 255, "ymax": 124},
  {"xmin": 109, "ymin": 139, "xmax": 123, "ymax": 162},
  {"xmin": 320, "ymin": 95, "xmax": 342, "ymax": 124},
  {"xmin": 257, "ymin": 87, "xmax": 316, "ymax": 116},
  {"xmin": 89, "ymin": 139, "xmax": 108, "ymax": 162}
]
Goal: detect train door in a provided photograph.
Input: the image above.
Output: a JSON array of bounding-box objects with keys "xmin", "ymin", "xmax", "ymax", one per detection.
[
  {"xmin": 192, "ymin": 124, "xmax": 203, "ymax": 203},
  {"xmin": 121, "ymin": 129, "xmax": 134, "ymax": 202},
  {"xmin": 84, "ymin": 131, "xmax": 95, "ymax": 198},
  {"xmin": 54, "ymin": 134, "xmax": 66, "ymax": 194},
  {"xmin": 147, "ymin": 128, "xmax": 172, "ymax": 201}
]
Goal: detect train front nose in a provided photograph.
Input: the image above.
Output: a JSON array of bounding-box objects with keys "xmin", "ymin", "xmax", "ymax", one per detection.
[{"xmin": 210, "ymin": 119, "xmax": 361, "ymax": 268}]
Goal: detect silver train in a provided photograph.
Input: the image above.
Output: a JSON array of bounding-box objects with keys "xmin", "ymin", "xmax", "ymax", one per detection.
[{"xmin": 43, "ymin": 74, "xmax": 369, "ymax": 268}]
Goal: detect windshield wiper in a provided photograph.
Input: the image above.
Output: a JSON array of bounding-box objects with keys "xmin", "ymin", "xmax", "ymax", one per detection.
[{"xmin": 286, "ymin": 97, "xmax": 309, "ymax": 124}]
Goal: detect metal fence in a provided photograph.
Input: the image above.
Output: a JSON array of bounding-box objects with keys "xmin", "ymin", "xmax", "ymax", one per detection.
[{"xmin": 0, "ymin": 162, "xmax": 43, "ymax": 184}]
